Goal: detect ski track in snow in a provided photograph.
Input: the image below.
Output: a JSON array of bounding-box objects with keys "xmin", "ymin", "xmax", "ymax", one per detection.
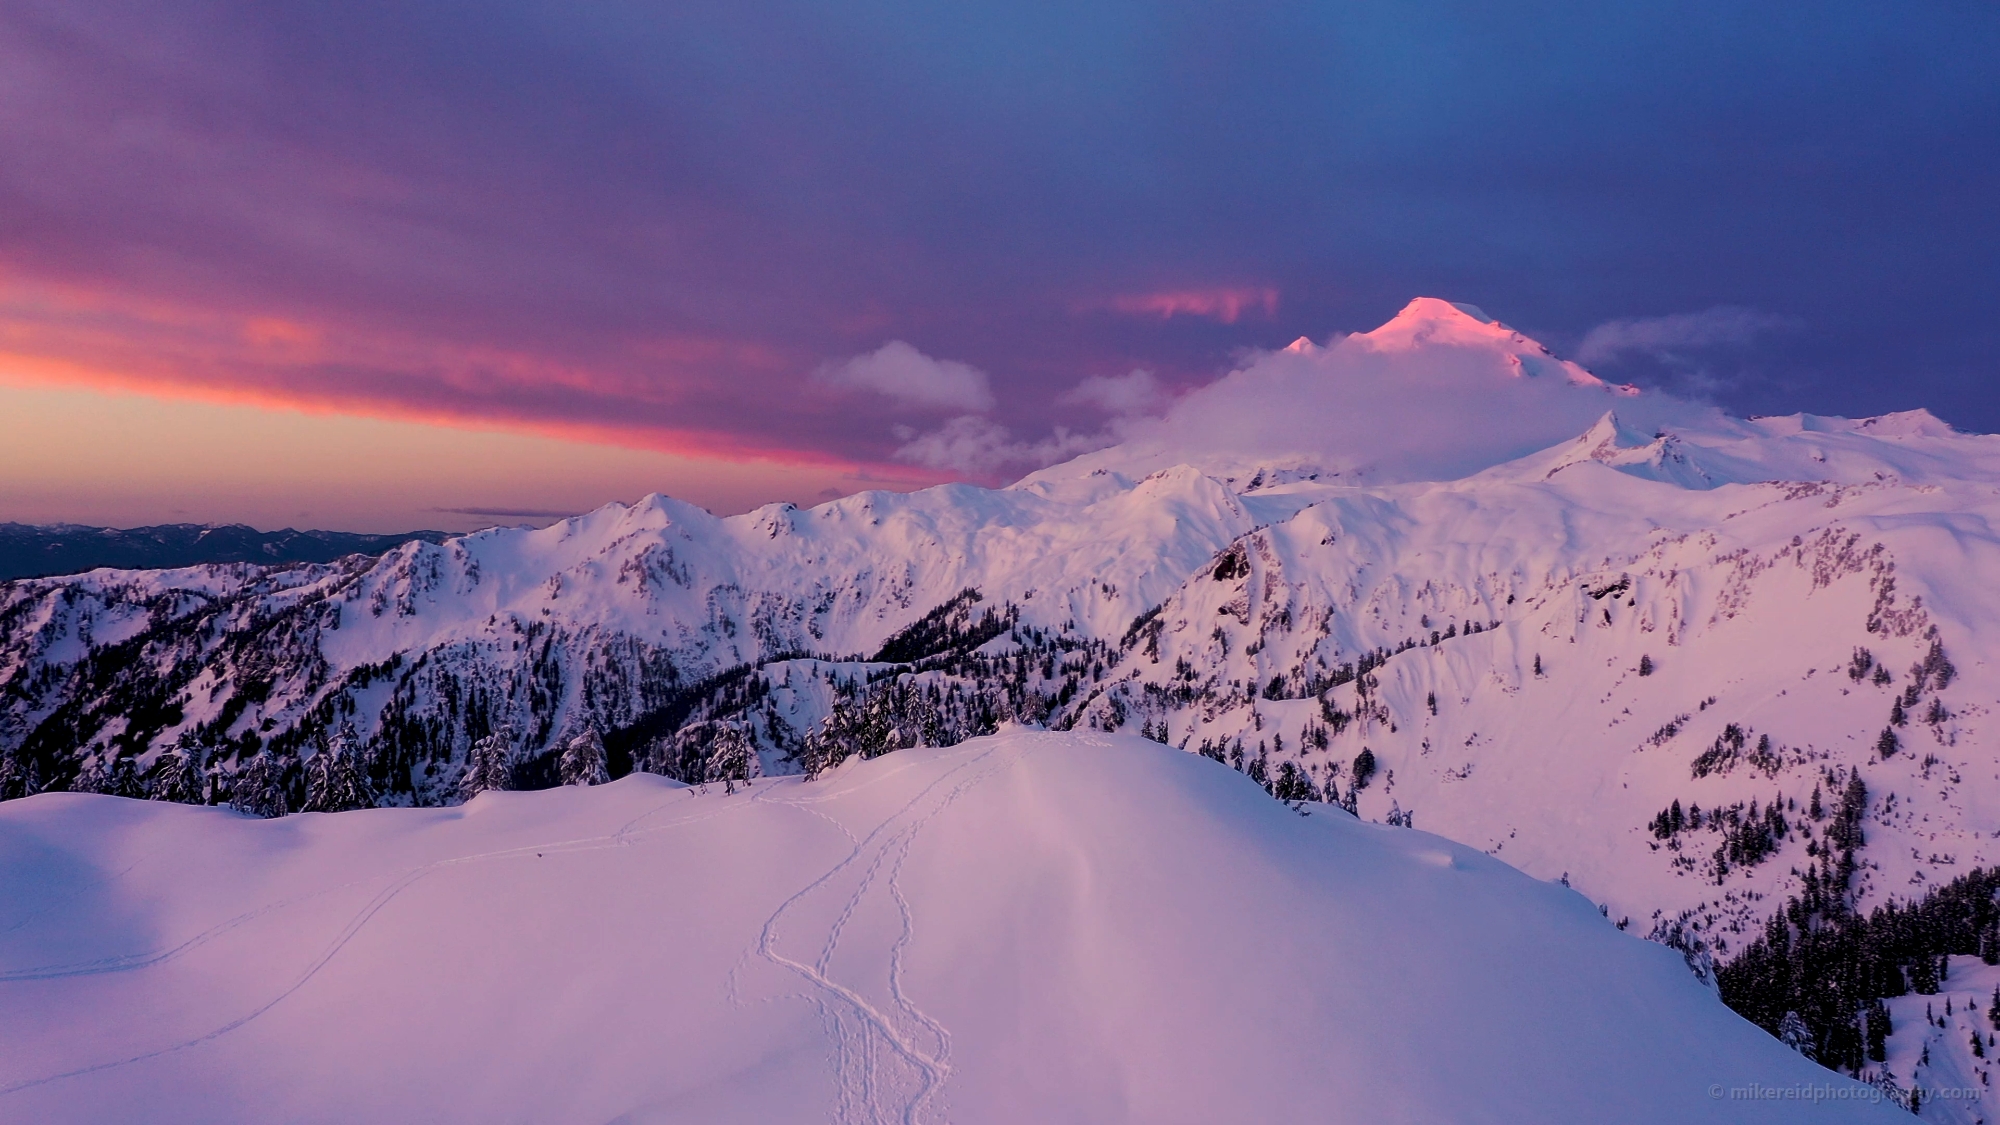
[
  {"xmin": 0, "ymin": 731, "xmax": 1904, "ymax": 1123},
  {"xmin": 0, "ymin": 784, "xmax": 757, "ymax": 1099},
  {"xmin": 750, "ymin": 743, "xmax": 1020, "ymax": 1125},
  {"xmin": 0, "ymin": 745, "xmax": 1012, "ymax": 1114}
]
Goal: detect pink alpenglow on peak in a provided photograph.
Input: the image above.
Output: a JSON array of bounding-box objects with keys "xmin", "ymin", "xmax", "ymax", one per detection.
[
  {"xmin": 1018, "ymin": 298, "xmax": 1671, "ymax": 488},
  {"xmin": 1357, "ymin": 297, "xmax": 1628, "ymax": 391}
]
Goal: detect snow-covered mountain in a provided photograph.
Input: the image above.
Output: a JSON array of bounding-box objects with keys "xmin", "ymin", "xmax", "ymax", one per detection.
[
  {"xmin": 0, "ymin": 733, "xmax": 1901, "ymax": 1123},
  {"xmin": 4, "ymin": 297, "xmax": 1999, "ymax": 1109}
]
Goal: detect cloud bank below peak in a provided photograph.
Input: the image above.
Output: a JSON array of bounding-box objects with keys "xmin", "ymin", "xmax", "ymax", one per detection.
[{"xmin": 1019, "ymin": 298, "xmax": 1709, "ymax": 488}]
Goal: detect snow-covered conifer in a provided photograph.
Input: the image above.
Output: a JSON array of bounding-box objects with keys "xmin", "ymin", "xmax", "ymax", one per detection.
[
  {"xmin": 559, "ymin": 727, "xmax": 610, "ymax": 786},
  {"xmin": 459, "ymin": 730, "xmax": 517, "ymax": 801},
  {"xmin": 71, "ymin": 755, "xmax": 111, "ymax": 795},
  {"xmin": 303, "ymin": 725, "xmax": 375, "ymax": 813},
  {"xmin": 231, "ymin": 753, "xmax": 290, "ymax": 818},
  {"xmin": 1777, "ymin": 1011, "xmax": 1814, "ymax": 1059}
]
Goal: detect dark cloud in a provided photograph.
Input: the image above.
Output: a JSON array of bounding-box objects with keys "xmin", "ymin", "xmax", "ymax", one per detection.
[{"xmin": 1, "ymin": 0, "xmax": 1995, "ymax": 478}]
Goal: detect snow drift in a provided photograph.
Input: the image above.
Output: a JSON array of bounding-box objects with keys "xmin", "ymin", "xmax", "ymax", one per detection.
[{"xmin": 0, "ymin": 732, "xmax": 1896, "ymax": 1123}]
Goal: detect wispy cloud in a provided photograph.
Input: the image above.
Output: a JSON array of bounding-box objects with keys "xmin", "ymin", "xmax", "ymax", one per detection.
[
  {"xmin": 1103, "ymin": 288, "xmax": 1279, "ymax": 324},
  {"xmin": 816, "ymin": 341, "xmax": 995, "ymax": 412},
  {"xmin": 1576, "ymin": 307, "xmax": 1800, "ymax": 366},
  {"xmin": 891, "ymin": 416, "xmax": 1109, "ymax": 477},
  {"xmin": 1057, "ymin": 370, "xmax": 1165, "ymax": 418},
  {"xmin": 887, "ymin": 367, "xmax": 1173, "ymax": 478}
]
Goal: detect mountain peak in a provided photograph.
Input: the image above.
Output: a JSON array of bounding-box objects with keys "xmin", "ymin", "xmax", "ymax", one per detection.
[
  {"xmin": 1391, "ymin": 297, "xmax": 1500, "ymax": 325},
  {"xmin": 1350, "ymin": 298, "xmax": 1622, "ymax": 397},
  {"xmin": 1355, "ymin": 297, "xmax": 1536, "ymax": 355}
]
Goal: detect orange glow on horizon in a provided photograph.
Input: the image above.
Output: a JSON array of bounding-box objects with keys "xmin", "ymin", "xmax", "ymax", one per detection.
[{"xmin": 0, "ymin": 277, "xmax": 943, "ymax": 487}]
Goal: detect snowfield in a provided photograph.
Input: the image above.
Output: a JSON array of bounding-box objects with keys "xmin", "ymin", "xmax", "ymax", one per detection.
[{"xmin": 0, "ymin": 732, "xmax": 1899, "ymax": 1123}]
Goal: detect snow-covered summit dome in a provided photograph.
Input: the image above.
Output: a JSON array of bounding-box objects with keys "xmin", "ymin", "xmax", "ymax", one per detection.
[{"xmin": 1019, "ymin": 298, "xmax": 1661, "ymax": 489}]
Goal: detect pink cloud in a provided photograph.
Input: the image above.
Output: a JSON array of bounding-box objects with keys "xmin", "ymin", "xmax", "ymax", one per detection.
[
  {"xmin": 0, "ymin": 277, "xmax": 919, "ymax": 478},
  {"xmin": 1103, "ymin": 287, "xmax": 1279, "ymax": 324}
]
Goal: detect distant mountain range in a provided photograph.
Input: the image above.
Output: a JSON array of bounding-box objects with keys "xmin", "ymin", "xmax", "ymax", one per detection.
[
  {"xmin": 5, "ymin": 298, "xmax": 1997, "ymax": 1109},
  {"xmin": 0, "ymin": 522, "xmax": 449, "ymax": 580}
]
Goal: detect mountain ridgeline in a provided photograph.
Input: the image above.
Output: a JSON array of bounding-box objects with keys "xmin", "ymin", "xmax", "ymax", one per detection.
[
  {"xmin": 5, "ymin": 300, "xmax": 2000, "ymax": 1105},
  {"xmin": 0, "ymin": 522, "xmax": 447, "ymax": 581}
]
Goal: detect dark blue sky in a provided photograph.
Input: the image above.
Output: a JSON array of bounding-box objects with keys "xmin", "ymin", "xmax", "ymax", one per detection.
[{"xmin": 2, "ymin": 0, "xmax": 1996, "ymax": 484}]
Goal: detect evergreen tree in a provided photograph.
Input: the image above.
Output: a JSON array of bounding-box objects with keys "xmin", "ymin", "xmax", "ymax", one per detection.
[
  {"xmin": 1921, "ymin": 638, "xmax": 1956, "ymax": 689},
  {"xmin": 0, "ymin": 751, "xmax": 40, "ymax": 801},
  {"xmin": 709, "ymin": 725, "xmax": 753, "ymax": 793},
  {"xmin": 1910, "ymin": 953, "xmax": 1939, "ymax": 994},
  {"xmin": 231, "ymin": 753, "xmax": 290, "ymax": 819},
  {"xmin": 1876, "ymin": 727, "xmax": 1900, "ymax": 758},
  {"xmin": 303, "ymin": 725, "xmax": 375, "ymax": 813},
  {"xmin": 558, "ymin": 727, "xmax": 611, "ymax": 786},
  {"xmin": 149, "ymin": 750, "xmax": 202, "ymax": 804},
  {"xmin": 1848, "ymin": 647, "xmax": 1875, "ymax": 682},
  {"xmin": 107, "ymin": 755, "xmax": 144, "ymax": 799},
  {"xmin": 1638, "ymin": 654, "xmax": 1655, "ymax": 677},
  {"xmin": 1777, "ymin": 1011, "xmax": 1815, "ymax": 1059},
  {"xmin": 70, "ymin": 755, "xmax": 111, "ymax": 795},
  {"xmin": 1272, "ymin": 759, "xmax": 1318, "ymax": 803},
  {"xmin": 459, "ymin": 729, "xmax": 516, "ymax": 801},
  {"xmin": 151, "ymin": 731, "xmax": 206, "ymax": 803},
  {"xmin": 1351, "ymin": 748, "xmax": 1377, "ymax": 790}
]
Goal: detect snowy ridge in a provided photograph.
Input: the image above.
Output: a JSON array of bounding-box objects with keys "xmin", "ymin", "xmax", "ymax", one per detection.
[
  {"xmin": 4, "ymin": 298, "xmax": 2000, "ymax": 1110},
  {"xmin": 0, "ymin": 734, "xmax": 1898, "ymax": 1123}
]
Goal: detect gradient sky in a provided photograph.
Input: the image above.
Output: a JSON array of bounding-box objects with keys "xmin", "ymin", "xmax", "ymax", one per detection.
[{"xmin": 2, "ymin": 1, "xmax": 1995, "ymax": 530}]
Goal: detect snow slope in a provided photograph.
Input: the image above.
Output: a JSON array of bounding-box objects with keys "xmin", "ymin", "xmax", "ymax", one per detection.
[
  {"xmin": 1075, "ymin": 439, "xmax": 2000, "ymax": 947},
  {"xmin": 0, "ymin": 732, "xmax": 1899, "ymax": 1123}
]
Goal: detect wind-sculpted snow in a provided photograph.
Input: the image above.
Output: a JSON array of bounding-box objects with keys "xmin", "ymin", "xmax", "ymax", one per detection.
[{"xmin": 0, "ymin": 734, "xmax": 1899, "ymax": 1123}]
